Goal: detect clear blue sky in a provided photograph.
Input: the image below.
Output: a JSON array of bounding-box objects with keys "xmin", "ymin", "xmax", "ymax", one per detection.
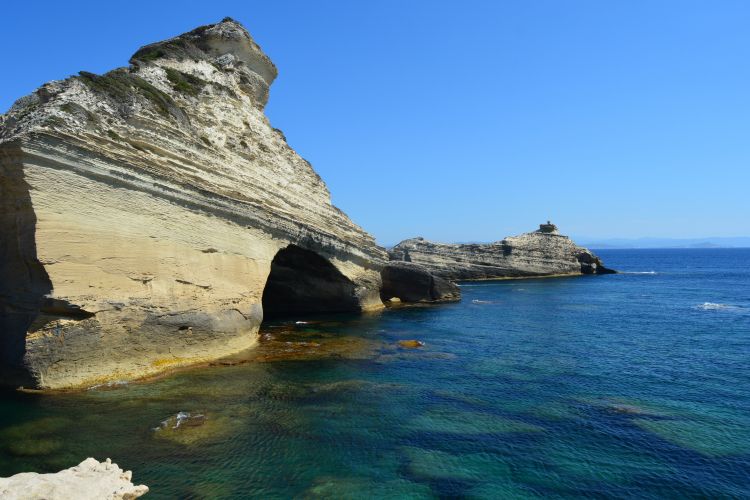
[{"xmin": 2, "ymin": 1, "xmax": 748, "ymax": 244}]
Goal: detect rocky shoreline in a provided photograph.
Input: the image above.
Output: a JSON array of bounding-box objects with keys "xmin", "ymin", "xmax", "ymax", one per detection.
[
  {"xmin": 0, "ymin": 17, "xmax": 611, "ymax": 395},
  {"xmin": 0, "ymin": 18, "xmax": 394, "ymax": 390},
  {"xmin": 0, "ymin": 458, "xmax": 148, "ymax": 499}
]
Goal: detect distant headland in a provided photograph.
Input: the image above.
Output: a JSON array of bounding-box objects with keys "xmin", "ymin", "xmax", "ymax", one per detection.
[{"xmin": 579, "ymin": 236, "xmax": 750, "ymax": 249}]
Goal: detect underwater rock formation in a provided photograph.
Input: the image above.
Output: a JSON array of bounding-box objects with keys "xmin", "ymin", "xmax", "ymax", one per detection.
[
  {"xmin": 0, "ymin": 18, "xmax": 387, "ymax": 389},
  {"xmin": 389, "ymin": 223, "xmax": 615, "ymax": 280},
  {"xmin": 0, "ymin": 458, "xmax": 148, "ymax": 499}
]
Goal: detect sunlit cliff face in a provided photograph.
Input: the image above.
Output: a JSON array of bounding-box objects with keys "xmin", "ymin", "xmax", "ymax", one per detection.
[{"xmin": 0, "ymin": 18, "xmax": 386, "ymax": 389}]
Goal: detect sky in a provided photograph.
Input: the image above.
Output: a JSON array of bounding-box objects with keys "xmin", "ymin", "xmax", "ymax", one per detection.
[{"xmin": 1, "ymin": 1, "xmax": 749, "ymax": 245}]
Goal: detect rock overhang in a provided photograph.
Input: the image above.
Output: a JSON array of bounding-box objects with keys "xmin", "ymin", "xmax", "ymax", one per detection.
[
  {"xmin": 0, "ymin": 18, "xmax": 389, "ymax": 390},
  {"xmin": 130, "ymin": 17, "xmax": 278, "ymax": 85}
]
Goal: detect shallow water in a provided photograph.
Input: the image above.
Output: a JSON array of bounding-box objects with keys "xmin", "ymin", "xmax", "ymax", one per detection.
[{"xmin": 1, "ymin": 249, "xmax": 749, "ymax": 498}]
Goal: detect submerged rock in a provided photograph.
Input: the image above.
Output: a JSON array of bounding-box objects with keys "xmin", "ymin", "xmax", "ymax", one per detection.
[
  {"xmin": 0, "ymin": 18, "xmax": 387, "ymax": 389},
  {"xmin": 152, "ymin": 411, "xmax": 232, "ymax": 445},
  {"xmin": 252, "ymin": 331, "xmax": 382, "ymax": 362},
  {"xmin": 0, "ymin": 417, "xmax": 71, "ymax": 458},
  {"xmin": 398, "ymin": 340, "xmax": 425, "ymax": 349},
  {"xmin": 408, "ymin": 408, "xmax": 543, "ymax": 435},
  {"xmin": 304, "ymin": 475, "xmax": 432, "ymax": 498},
  {"xmin": 0, "ymin": 458, "xmax": 148, "ymax": 499},
  {"xmin": 389, "ymin": 222, "xmax": 616, "ymax": 280},
  {"xmin": 609, "ymin": 403, "xmax": 652, "ymax": 415},
  {"xmin": 154, "ymin": 411, "xmax": 207, "ymax": 431},
  {"xmin": 401, "ymin": 445, "xmax": 513, "ymax": 482}
]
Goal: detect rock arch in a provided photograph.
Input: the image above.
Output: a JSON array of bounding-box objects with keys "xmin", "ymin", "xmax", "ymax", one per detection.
[{"xmin": 261, "ymin": 245, "xmax": 360, "ymax": 319}]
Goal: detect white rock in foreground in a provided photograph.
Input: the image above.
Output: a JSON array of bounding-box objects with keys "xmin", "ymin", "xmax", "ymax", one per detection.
[{"xmin": 0, "ymin": 458, "xmax": 148, "ymax": 499}]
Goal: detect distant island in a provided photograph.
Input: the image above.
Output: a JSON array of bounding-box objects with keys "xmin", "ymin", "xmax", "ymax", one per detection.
[{"xmin": 578, "ymin": 237, "xmax": 750, "ymax": 249}]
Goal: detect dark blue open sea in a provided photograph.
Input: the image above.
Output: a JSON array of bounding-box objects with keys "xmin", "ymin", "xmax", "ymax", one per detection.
[{"xmin": 1, "ymin": 249, "xmax": 749, "ymax": 498}]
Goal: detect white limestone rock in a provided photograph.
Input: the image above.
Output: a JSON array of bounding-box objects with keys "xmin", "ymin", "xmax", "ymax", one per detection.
[
  {"xmin": 0, "ymin": 18, "xmax": 387, "ymax": 389},
  {"xmin": 389, "ymin": 223, "xmax": 615, "ymax": 280},
  {"xmin": 0, "ymin": 458, "xmax": 148, "ymax": 499}
]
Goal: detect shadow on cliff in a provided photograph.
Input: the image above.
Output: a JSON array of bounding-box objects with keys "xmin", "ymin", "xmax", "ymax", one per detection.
[
  {"xmin": 261, "ymin": 245, "xmax": 359, "ymax": 320},
  {"xmin": 0, "ymin": 154, "xmax": 53, "ymax": 387}
]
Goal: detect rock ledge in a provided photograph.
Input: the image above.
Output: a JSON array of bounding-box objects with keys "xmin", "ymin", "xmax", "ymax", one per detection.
[{"xmin": 0, "ymin": 458, "xmax": 148, "ymax": 499}]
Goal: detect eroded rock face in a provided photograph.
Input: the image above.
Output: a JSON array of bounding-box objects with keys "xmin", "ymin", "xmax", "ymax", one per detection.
[
  {"xmin": 0, "ymin": 18, "xmax": 386, "ymax": 389},
  {"xmin": 380, "ymin": 262, "xmax": 461, "ymax": 303},
  {"xmin": 0, "ymin": 458, "xmax": 148, "ymax": 500},
  {"xmin": 389, "ymin": 224, "xmax": 615, "ymax": 280}
]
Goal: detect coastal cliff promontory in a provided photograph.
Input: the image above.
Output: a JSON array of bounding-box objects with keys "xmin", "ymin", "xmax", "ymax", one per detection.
[
  {"xmin": 0, "ymin": 18, "xmax": 388, "ymax": 389},
  {"xmin": 389, "ymin": 222, "xmax": 615, "ymax": 280}
]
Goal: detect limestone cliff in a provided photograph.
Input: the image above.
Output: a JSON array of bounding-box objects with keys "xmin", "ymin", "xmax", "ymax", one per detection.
[
  {"xmin": 0, "ymin": 18, "xmax": 387, "ymax": 389},
  {"xmin": 389, "ymin": 223, "xmax": 615, "ymax": 280}
]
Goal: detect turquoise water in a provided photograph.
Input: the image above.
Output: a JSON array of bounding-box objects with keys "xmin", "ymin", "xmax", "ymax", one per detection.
[{"xmin": 1, "ymin": 249, "xmax": 749, "ymax": 498}]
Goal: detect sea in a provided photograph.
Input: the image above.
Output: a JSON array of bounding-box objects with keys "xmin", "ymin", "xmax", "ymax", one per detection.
[{"xmin": 1, "ymin": 248, "xmax": 748, "ymax": 498}]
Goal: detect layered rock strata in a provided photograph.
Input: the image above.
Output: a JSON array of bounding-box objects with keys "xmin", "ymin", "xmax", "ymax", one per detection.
[
  {"xmin": 389, "ymin": 223, "xmax": 615, "ymax": 280},
  {"xmin": 0, "ymin": 458, "xmax": 148, "ymax": 499},
  {"xmin": 0, "ymin": 18, "xmax": 387, "ymax": 389}
]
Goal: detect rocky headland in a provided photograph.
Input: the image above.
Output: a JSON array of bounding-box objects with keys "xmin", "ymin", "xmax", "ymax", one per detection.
[
  {"xmin": 0, "ymin": 18, "xmax": 402, "ymax": 390},
  {"xmin": 0, "ymin": 458, "xmax": 148, "ymax": 499},
  {"xmin": 0, "ymin": 17, "xmax": 463, "ymax": 391},
  {"xmin": 0, "ymin": 17, "xmax": 612, "ymax": 393},
  {"xmin": 389, "ymin": 222, "xmax": 615, "ymax": 280}
]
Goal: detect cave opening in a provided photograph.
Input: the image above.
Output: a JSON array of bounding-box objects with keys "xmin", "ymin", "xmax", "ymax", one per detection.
[
  {"xmin": 0, "ymin": 164, "xmax": 53, "ymax": 387},
  {"xmin": 261, "ymin": 245, "xmax": 360, "ymax": 320}
]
